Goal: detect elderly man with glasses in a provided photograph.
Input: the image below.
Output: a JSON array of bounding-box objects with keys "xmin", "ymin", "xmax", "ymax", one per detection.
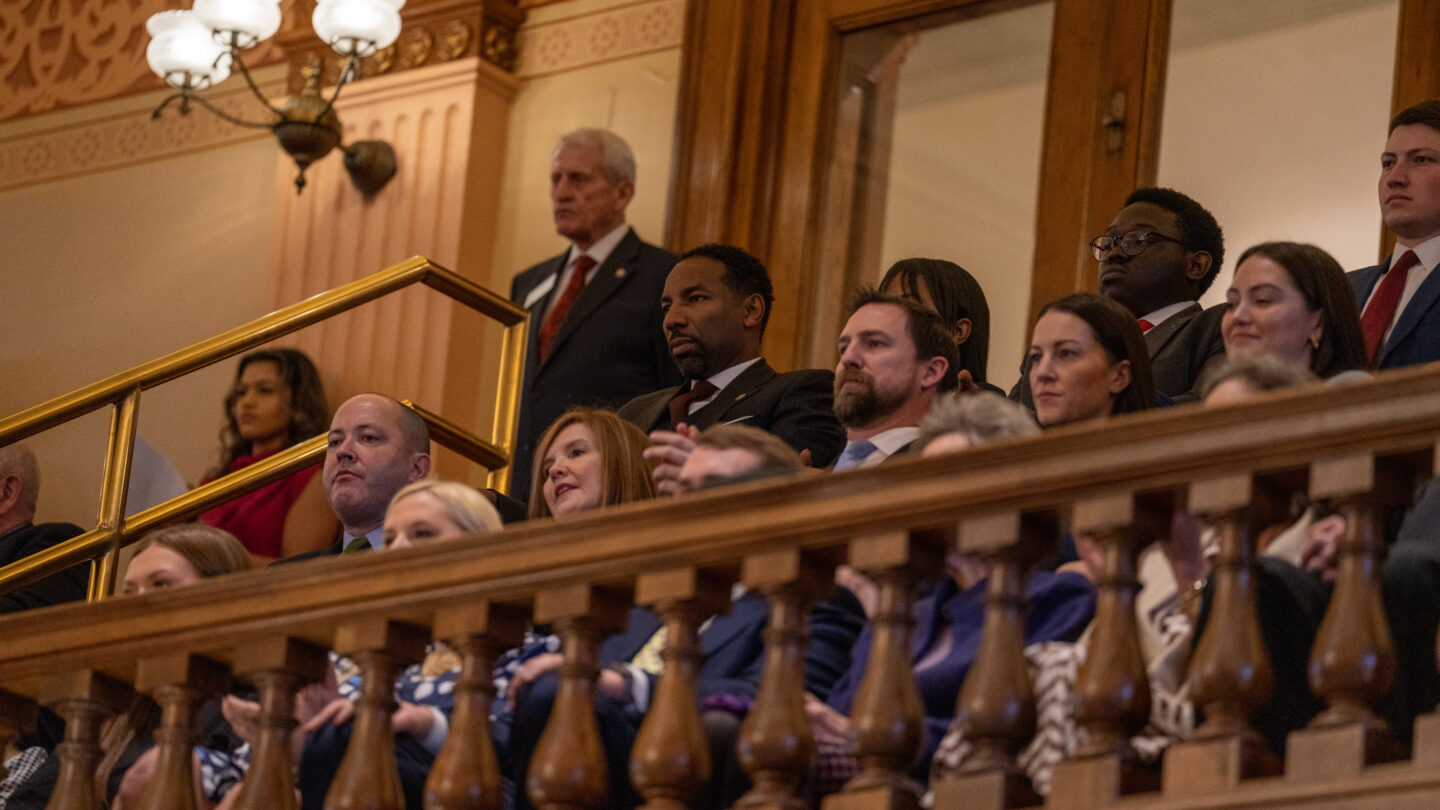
[{"xmin": 1013, "ymin": 187, "xmax": 1229, "ymax": 405}]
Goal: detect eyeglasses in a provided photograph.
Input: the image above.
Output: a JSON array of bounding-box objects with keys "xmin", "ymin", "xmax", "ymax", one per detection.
[{"xmin": 1089, "ymin": 230, "xmax": 1189, "ymax": 261}]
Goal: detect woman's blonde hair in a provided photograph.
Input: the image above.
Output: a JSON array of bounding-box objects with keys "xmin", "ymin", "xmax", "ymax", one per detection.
[
  {"xmin": 528, "ymin": 407, "xmax": 656, "ymax": 519},
  {"xmin": 131, "ymin": 523, "xmax": 252, "ymax": 579},
  {"xmin": 387, "ymin": 480, "xmax": 503, "ymax": 535}
]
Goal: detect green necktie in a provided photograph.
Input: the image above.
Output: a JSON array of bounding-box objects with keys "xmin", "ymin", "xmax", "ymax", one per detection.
[{"xmin": 343, "ymin": 536, "xmax": 371, "ymax": 554}]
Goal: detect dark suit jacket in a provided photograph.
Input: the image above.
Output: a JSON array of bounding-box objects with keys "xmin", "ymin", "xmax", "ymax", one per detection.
[
  {"xmin": 601, "ymin": 586, "xmax": 866, "ymax": 702},
  {"xmin": 1009, "ymin": 301, "xmax": 1226, "ymax": 405},
  {"xmin": 1350, "ymin": 259, "xmax": 1440, "ymax": 369},
  {"xmin": 509, "ymin": 230, "xmax": 683, "ymax": 501},
  {"xmin": 616, "ymin": 359, "xmax": 846, "ymax": 468},
  {"xmin": 0, "ymin": 522, "xmax": 89, "ymax": 614}
]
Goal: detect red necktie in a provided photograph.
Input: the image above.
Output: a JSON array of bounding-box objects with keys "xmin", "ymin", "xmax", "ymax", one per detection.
[
  {"xmin": 1137, "ymin": 318, "xmax": 1155, "ymax": 333},
  {"xmin": 668, "ymin": 380, "xmax": 718, "ymax": 429},
  {"xmin": 538, "ymin": 254, "xmax": 597, "ymax": 361},
  {"xmin": 1361, "ymin": 250, "xmax": 1419, "ymax": 362}
]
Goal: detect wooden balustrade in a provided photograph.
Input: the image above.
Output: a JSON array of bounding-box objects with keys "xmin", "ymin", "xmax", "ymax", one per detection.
[
  {"xmin": 1162, "ymin": 473, "xmax": 1281, "ymax": 796},
  {"xmin": 228, "ymin": 638, "xmax": 329, "ymax": 810},
  {"xmin": 931, "ymin": 512, "xmax": 1054, "ymax": 809},
  {"xmin": 629, "ymin": 568, "xmax": 731, "ymax": 810},
  {"xmin": 132, "ymin": 654, "xmax": 229, "ymax": 810},
  {"xmin": 3, "ymin": 368, "xmax": 1440, "ymax": 809},
  {"xmin": 425, "ymin": 602, "xmax": 528, "ymax": 810},
  {"xmin": 324, "ymin": 620, "xmax": 430, "ymax": 810}
]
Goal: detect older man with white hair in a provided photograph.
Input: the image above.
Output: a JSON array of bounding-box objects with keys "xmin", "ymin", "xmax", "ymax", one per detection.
[{"xmin": 0, "ymin": 443, "xmax": 89, "ymax": 612}]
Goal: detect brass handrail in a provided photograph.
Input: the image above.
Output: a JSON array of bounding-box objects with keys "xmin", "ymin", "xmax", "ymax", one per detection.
[{"xmin": 0, "ymin": 256, "xmax": 528, "ymax": 599}]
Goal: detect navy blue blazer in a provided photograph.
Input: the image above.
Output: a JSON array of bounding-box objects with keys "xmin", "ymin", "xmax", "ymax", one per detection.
[
  {"xmin": 1351, "ymin": 257, "xmax": 1440, "ymax": 369},
  {"xmin": 826, "ymin": 571, "xmax": 1096, "ymax": 777},
  {"xmin": 509, "ymin": 229, "xmax": 683, "ymax": 501},
  {"xmin": 602, "ymin": 587, "xmax": 866, "ymax": 703}
]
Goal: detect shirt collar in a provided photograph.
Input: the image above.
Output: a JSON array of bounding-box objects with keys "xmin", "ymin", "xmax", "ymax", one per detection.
[
  {"xmin": 568, "ymin": 223, "xmax": 631, "ymax": 270},
  {"xmin": 701, "ymin": 357, "xmax": 762, "ymax": 393},
  {"xmin": 1390, "ymin": 232, "xmax": 1440, "ymax": 272},
  {"xmin": 1139, "ymin": 300, "xmax": 1193, "ymax": 328}
]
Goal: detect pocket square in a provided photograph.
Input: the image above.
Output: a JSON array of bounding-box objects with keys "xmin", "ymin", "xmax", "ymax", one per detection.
[{"xmin": 723, "ymin": 415, "xmax": 755, "ymax": 424}]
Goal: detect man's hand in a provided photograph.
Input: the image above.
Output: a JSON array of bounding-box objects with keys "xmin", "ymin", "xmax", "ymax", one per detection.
[
  {"xmin": 1302, "ymin": 514, "xmax": 1346, "ymax": 581},
  {"xmin": 644, "ymin": 424, "xmax": 701, "ymax": 495},
  {"xmin": 804, "ymin": 693, "xmax": 852, "ymax": 743},
  {"xmin": 508, "ymin": 653, "xmax": 564, "ymax": 708},
  {"xmin": 392, "ymin": 701, "xmax": 436, "ymax": 737},
  {"xmin": 221, "ymin": 696, "xmax": 262, "ymax": 744}
]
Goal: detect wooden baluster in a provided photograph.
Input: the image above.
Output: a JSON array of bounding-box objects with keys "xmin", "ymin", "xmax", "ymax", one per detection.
[
  {"xmin": 735, "ymin": 548, "xmax": 830, "ymax": 810},
  {"xmin": 228, "ymin": 638, "xmax": 329, "ymax": 810},
  {"xmin": 1048, "ymin": 493, "xmax": 1157, "ymax": 809},
  {"xmin": 932, "ymin": 512, "xmax": 1049, "ymax": 810},
  {"xmin": 629, "ymin": 568, "xmax": 731, "ymax": 810},
  {"xmin": 1288, "ymin": 453, "xmax": 1406, "ymax": 777},
  {"xmin": 324, "ymin": 620, "xmax": 431, "ymax": 810},
  {"xmin": 824, "ymin": 530, "xmax": 943, "ymax": 810},
  {"xmin": 1416, "ymin": 441, "xmax": 1440, "ymax": 768},
  {"xmin": 1163, "ymin": 474, "xmax": 1280, "ymax": 796},
  {"xmin": 133, "ymin": 654, "xmax": 230, "ymax": 810},
  {"xmin": 527, "ymin": 584, "xmax": 630, "ymax": 810},
  {"xmin": 425, "ymin": 602, "xmax": 528, "ymax": 810},
  {"xmin": 0, "ymin": 690, "xmax": 36, "ymax": 780},
  {"xmin": 41, "ymin": 670, "xmax": 131, "ymax": 810}
]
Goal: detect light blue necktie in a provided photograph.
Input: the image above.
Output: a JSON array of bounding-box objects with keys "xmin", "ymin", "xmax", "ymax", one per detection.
[{"xmin": 834, "ymin": 439, "xmax": 878, "ymax": 472}]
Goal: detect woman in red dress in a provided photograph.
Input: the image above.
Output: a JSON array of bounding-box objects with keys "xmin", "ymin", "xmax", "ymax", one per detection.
[{"xmin": 199, "ymin": 348, "xmax": 338, "ymax": 563}]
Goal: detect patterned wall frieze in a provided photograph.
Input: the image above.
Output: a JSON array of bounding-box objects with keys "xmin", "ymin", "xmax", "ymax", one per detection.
[
  {"xmin": 516, "ymin": 0, "xmax": 682, "ymax": 78},
  {"xmin": 278, "ymin": 0, "xmax": 523, "ymax": 93},
  {"xmin": 0, "ymin": 78, "xmax": 282, "ymax": 193},
  {"xmin": 0, "ymin": 0, "xmax": 286, "ymax": 124}
]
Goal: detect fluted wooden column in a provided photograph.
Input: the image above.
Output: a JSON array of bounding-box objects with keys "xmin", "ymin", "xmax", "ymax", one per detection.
[
  {"xmin": 527, "ymin": 583, "xmax": 629, "ymax": 810},
  {"xmin": 825, "ymin": 530, "xmax": 942, "ymax": 810},
  {"xmin": 630, "ymin": 568, "xmax": 730, "ymax": 810},
  {"xmin": 1163, "ymin": 474, "xmax": 1279, "ymax": 796},
  {"xmin": 228, "ymin": 638, "xmax": 330, "ymax": 810},
  {"xmin": 0, "ymin": 690, "xmax": 36, "ymax": 780},
  {"xmin": 1288, "ymin": 454, "xmax": 1406, "ymax": 777},
  {"xmin": 932, "ymin": 512, "xmax": 1047, "ymax": 810},
  {"xmin": 325, "ymin": 620, "xmax": 431, "ymax": 810},
  {"xmin": 1048, "ymin": 493, "xmax": 1156, "ymax": 809},
  {"xmin": 132, "ymin": 654, "xmax": 230, "ymax": 810},
  {"xmin": 425, "ymin": 602, "xmax": 528, "ymax": 810},
  {"xmin": 736, "ymin": 548, "xmax": 829, "ymax": 810},
  {"xmin": 42, "ymin": 670, "xmax": 132, "ymax": 810}
]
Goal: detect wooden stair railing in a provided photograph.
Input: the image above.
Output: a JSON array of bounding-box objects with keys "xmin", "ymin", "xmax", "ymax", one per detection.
[{"xmin": 3, "ymin": 367, "xmax": 1440, "ymax": 808}]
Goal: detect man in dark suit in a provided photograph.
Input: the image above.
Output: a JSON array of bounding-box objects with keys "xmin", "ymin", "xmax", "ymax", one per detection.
[
  {"xmin": 510, "ymin": 129, "xmax": 683, "ymax": 502},
  {"xmin": 1012, "ymin": 187, "xmax": 1227, "ymax": 405},
  {"xmin": 831, "ymin": 289, "xmax": 958, "ymax": 470},
  {"xmin": 1352, "ymin": 99, "xmax": 1440, "ymax": 370},
  {"xmin": 0, "ymin": 443, "xmax": 87, "ymax": 613},
  {"xmin": 617, "ymin": 244, "xmax": 844, "ymax": 492}
]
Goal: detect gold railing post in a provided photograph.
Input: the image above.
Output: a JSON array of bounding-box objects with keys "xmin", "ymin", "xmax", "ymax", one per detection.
[
  {"xmin": 88, "ymin": 388, "xmax": 140, "ymax": 602},
  {"xmin": 488, "ymin": 318, "xmax": 528, "ymax": 495}
]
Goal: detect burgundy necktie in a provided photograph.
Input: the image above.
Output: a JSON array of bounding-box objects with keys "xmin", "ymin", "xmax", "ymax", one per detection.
[
  {"xmin": 668, "ymin": 380, "xmax": 718, "ymax": 429},
  {"xmin": 1137, "ymin": 318, "xmax": 1155, "ymax": 333},
  {"xmin": 538, "ymin": 254, "xmax": 598, "ymax": 361},
  {"xmin": 1361, "ymin": 250, "xmax": 1419, "ymax": 362}
]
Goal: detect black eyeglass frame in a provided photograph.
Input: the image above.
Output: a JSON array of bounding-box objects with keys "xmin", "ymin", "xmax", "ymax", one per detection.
[{"xmin": 1088, "ymin": 230, "xmax": 1190, "ymax": 261}]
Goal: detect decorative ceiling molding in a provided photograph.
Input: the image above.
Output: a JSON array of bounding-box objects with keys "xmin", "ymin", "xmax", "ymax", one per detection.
[
  {"xmin": 277, "ymin": 0, "xmax": 524, "ymax": 93},
  {"xmin": 516, "ymin": 0, "xmax": 682, "ymax": 78},
  {"xmin": 0, "ymin": 0, "xmax": 286, "ymax": 124},
  {"xmin": 0, "ymin": 69, "xmax": 284, "ymax": 193}
]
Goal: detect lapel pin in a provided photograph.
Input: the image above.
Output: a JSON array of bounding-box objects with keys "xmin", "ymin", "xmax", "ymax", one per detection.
[{"xmin": 615, "ymin": 267, "xmax": 628, "ymax": 279}]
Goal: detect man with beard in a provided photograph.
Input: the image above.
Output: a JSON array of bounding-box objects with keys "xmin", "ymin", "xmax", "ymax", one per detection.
[
  {"xmin": 617, "ymin": 243, "xmax": 845, "ymax": 493},
  {"xmin": 832, "ymin": 288, "xmax": 959, "ymax": 470}
]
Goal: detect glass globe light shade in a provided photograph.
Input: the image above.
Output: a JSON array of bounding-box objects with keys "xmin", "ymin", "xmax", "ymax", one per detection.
[
  {"xmin": 146, "ymin": 11, "xmax": 233, "ymax": 90},
  {"xmin": 194, "ymin": 0, "xmax": 282, "ymax": 50},
  {"xmin": 312, "ymin": 0, "xmax": 404, "ymax": 57}
]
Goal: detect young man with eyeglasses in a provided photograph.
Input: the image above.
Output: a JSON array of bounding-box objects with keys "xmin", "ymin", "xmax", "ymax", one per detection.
[{"xmin": 1012, "ymin": 187, "xmax": 1228, "ymax": 405}]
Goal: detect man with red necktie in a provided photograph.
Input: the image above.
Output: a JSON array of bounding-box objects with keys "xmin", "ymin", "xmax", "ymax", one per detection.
[
  {"xmin": 509, "ymin": 129, "xmax": 683, "ymax": 502},
  {"xmin": 1352, "ymin": 100, "xmax": 1440, "ymax": 370}
]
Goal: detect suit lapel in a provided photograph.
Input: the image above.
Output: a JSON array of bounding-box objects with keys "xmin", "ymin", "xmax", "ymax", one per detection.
[
  {"xmin": 638, "ymin": 387, "xmax": 681, "ymax": 432},
  {"xmin": 1384, "ymin": 260, "xmax": 1440, "ymax": 364},
  {"xmin": 538, "ymin": 229, "xmax": 645, "ymax": 372},
  {"xmin": 690, "ymin": 359, "xmax": 776, "ymax": 427},
  {"xmin": 699, "ymin": 592, "xmax": 765, "ymax": 657},
  {"xmin": 1143, "ymin": 303, "xmax": 1200, "ymax": 359}
]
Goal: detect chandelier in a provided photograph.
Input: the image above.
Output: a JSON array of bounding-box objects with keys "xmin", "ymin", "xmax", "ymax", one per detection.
[{"xmin": 145, "ymin": 0, "xmax": 405, "ymax": 194}]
